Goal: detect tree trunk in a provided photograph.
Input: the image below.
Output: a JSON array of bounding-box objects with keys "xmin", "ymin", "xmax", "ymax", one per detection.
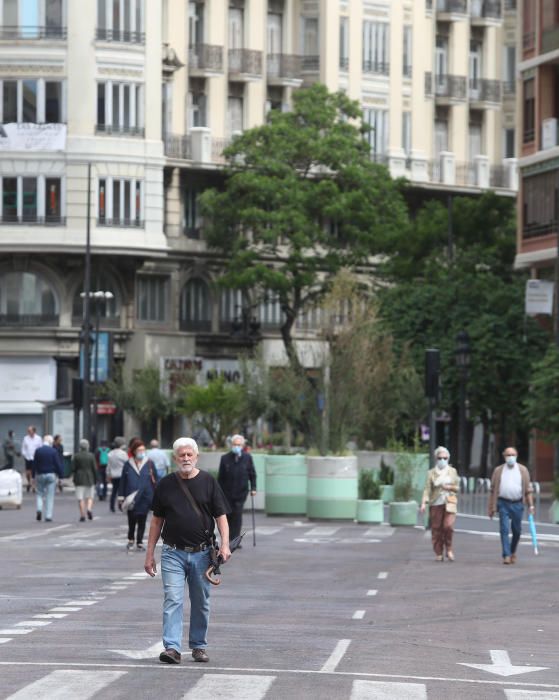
[{"xmin": 480, "ymin": 412, "xmax": 489, "ymax": 479}]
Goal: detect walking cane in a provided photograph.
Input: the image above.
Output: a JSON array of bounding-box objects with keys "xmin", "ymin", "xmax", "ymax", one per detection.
[{"xmin": 251, "ymin": 492, "xmax": 256, "ymax": 547}]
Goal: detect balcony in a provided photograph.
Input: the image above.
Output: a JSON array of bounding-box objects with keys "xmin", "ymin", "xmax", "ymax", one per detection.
[
  {"xmin": 95, "ymin": 28, "xmax": 145, "ymax": 44},
  {"xmin": 425, "ymin": 72, "xmax": 467, "ymax": 101},
  {"xmin": 502, "ymin": 80, "xmax": 516, "ymax": 97},
  {"xmin": 165, "ymin": 134, "xmax": 192, "ymax": 160},
  {"xmin": 469, "ymin": 78, "xmax": 501, "ymax": 104},
  {"xmin": 363, "ymin": 61, "xmax": 390, "ymax": 77},
  {"xmin": 267, "ymin": 54, "xmax": 303, "ymax": 86},
  {"xmin": 504, "ymin": 0, "xmax": 516, "ymax": 9},
  {"xmin": 470, "ymin": 0, "xmax": 502, "ymax": 24},
  {"xmin": 228, "ymin": 49, "xmax": 262, "ymax": 79},
  {"xmin": 188, "ymin": 44, "xmax": 224, "ymax": 75},
  {"xmin": 542, "ymin": 25, "xmax": 559, "ymax": 55},
  {"xmin": 436, "ymin": 0, "xmax": 467, "ymax": 16},
  {"xmin": 523, "ymin": 221, "xmax": 557, "ymax": 240},
  {"xmin": 0, "ymin": 25, "xmax": 66, "ymax": 39},
  {"xmin": 301, "ymin": 55, "xmax": 319, "ymax": 71},
  {"xmin": 0, "ymin": 215, "xmax": 65, "ymax": 225},
  {"xmin": 0, "ymin": 314, "xmax": 59, "ymax": 327},
  {"xmin": 95, "ymin": 124, "xmax": 145, "ymax": 137}
]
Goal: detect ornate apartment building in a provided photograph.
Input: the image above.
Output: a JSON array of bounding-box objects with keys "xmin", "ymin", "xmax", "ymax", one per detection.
[{"xmin": 0, "ymin": 0, "xmax": 518, "ymax": 442}]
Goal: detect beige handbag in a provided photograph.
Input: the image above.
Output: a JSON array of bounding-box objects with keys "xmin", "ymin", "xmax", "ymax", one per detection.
[{"xmin": 445, "ymin": 493, "xmax": 458, "ymax": 514}]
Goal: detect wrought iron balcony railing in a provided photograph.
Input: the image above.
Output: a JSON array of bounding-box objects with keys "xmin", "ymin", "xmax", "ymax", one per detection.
[
  {"xmin": 96, "ymin": 28, "xmax": 145, "ymax": 44},
  {"xmin": 0, "ymin": 314, "xmax": 59, "ymax": 327},
  {"xmin": 469, "ymin": 78, "xmax": 501, "ymax": 103},
  {"xmin": 433, "ymin": 73, "xmax": 467, "ymax": 100},
  {"xmin": 363, "ymin": 60, "xmax": 390, "ymax": 76},
  {"xmin": 0, "ymin": 25, "xmax": 66, "ymax": 39},
  {"xmin": 301, "ymin": 55, "xmax": 319, "ymax": 71},
  {"xmin": 436, "ymin": 0, "xmax": 467, "ymax": 13},
  {"xmin": 189, "ymin": 44, "xmax": 224, "ymax": 72},
  {"xmin": 97, "ymin": 218, "xmax": 144, "ymax": 228},
  {"xmin": 470, "ymin": 0, "xmax": 502, "ymax": 20},
  {"xmin": 267, "ymin": 53, "xmax": 303, "ymax": 80},
  {"xmin": 228, "ymin": 49, "xmax": 262, "ymax": 75},
  {"xmin": 96, "ymin": 125, "xmax": 145, "ymax": 137},
  {"xmin": 0, "ymin": 215, "xmax": 65, "ymax": 225},
  {"xmin": 164, "ymin": 134, "xmax": 192, "ymax": 160}
]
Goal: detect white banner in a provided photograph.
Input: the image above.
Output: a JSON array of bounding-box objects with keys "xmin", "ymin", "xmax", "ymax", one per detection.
[
  {"xmin": 525, "ymin": 279, "xmax": 554, "ymax": 316},
  {"xmin": 0, "ymin": 123, "xmax": 66, "ymax": 151},
  {"xmin": 0, "ymin": 357, "xmax": 57, "ymax": 402},
  {"xmin": 160, "ymin": 356, "xmax": 242, "ymax": 395}
]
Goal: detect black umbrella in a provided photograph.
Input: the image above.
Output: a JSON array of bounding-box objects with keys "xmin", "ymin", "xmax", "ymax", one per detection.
[{"xmin": 205, "ymin": 531, "xmax": 246, "ymax": 586}]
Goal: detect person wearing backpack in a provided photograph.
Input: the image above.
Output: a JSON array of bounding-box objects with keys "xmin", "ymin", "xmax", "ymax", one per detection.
[{"xmin": 95, "ymin": 439, "xmax": 110, "ymax": 501}]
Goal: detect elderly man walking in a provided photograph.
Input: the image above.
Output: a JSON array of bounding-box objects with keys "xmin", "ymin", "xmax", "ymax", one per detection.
[
  {"xmin": 22, "ymin": 425, "xmax": 42, "ymax": 493},
  {"xmin": 144, "ymin": 437, "xmax": 230, "ymax": 665},
  {"xmin": 489, "ymin": 447, "xmax": 534, "ymax": 565},
  {"xmin": 33, "ymin": 435, "xmax": 64, "ymax": 522},
  {"xmin": 218, "ymin": 434, "xmax": 256, "ymax": 543}
]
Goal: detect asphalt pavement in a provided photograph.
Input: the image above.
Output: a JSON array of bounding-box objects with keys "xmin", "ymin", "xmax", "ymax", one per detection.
[{"xmin": 0, "ymin": 490, "xmax": 558, "ymax": 700}]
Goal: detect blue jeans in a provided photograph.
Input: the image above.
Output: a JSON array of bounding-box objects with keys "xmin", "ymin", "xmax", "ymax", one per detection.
[
  {"xmin": 498, "ymin": 498, "xmax": 523, "ymax": 558},
  {"xmin": 160, "ymin": 545, "xmax": 211, "ymax": 652},
  {"xmin": 36, "ymin": 473, "xmax": 57, "ymax": 520}
]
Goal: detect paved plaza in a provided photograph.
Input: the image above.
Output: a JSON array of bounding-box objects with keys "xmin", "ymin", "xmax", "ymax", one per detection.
[{"xmin": 0, "ymin": 492, "xmax": 558, "ymax": 699}]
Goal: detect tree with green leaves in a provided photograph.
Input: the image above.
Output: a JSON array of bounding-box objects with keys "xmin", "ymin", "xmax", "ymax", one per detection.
[
  {"xmin": 524, "ymin": 345, "xmax": 559, "ymax": 442},
  {"xmin": 200, "ymin": 83, "xmax": 409, "ymax": 373}
]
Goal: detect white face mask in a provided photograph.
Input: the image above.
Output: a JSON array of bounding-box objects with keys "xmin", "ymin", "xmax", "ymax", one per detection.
[
  {"xmin": 505, "ymin": 455, "xmax": 517, "ymax": 467},
  {"xmin": 436, "ymin": 458, "xmax": 448, "ymax": 468}
]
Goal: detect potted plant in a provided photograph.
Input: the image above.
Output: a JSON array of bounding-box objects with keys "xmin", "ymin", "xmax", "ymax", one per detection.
[
  {"xmin": 388, "ymin": 452, "xmax": 419, "ymax": 526},
  {"xmin": 379, "ymin": 459, "xmax": 395, "ymax": 504},
  {"xmin": 356, "ymin": 469, "xmax": 383, "ymax": 523},
  {"xmin": 550, "ymin": 478, "xmax": 559, "ymax": 524}
]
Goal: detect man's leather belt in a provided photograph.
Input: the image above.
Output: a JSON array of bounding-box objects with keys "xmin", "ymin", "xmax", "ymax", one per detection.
[
  {"xmin": 163, "ymin": 542, "xmax": 209, "ymax": 552},
  {"xmin": 498, "ymin": 497, "xmax": 522, "ymax": 503}
]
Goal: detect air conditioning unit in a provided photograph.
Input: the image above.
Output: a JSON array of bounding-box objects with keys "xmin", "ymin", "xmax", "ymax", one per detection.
[{"xmin": 542, "ymin": 118, "xmax": 558, "ymax": 150}]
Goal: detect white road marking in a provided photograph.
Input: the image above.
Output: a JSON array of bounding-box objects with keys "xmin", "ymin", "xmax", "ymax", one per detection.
[
  {"xmin": 49, "ymin": 607, "xmax": 81, "ymax": 612},
  {"xmin": 0, "ymin": 638, "xmax": 11, "ymax": 644},
  {"xmin": 459, "ymin": 650, "xmax": 549, "ymax": 677},
  {"xmin": 320, "ymin": 639, "xmax": 351, "ymax": 673},
  {"xmin": 454, "ymin": 528, "xmax": 559, "ymax": 542},
  {"xmin": 183, "ymin": 674, "xmax": 276, "ymax": 700},
  {"xmin": 33, "ymin": 614, "xmax": 67, "ymax": 619},
  {"xmin": 378, "ymin": 572, "xmax": 388, "ymax": 579},
  {"xmin": 367, "ymin": 590, "xmax": 378, "ymax": 596},
  {"xmin": 15, "ymin": 621, "xmax": 52, "ymax": 628},
  {"xmin": 0, "ymin": 524, "xmax": 71, "ymax": 541},
  {"xmin": 363, "ymin": 527, "xmax": 395, "ymax": 538},
  {"xmin": 254, "ymin": 526, "xmax": 283, "ymax": 535},
  {"xmin": 65, "ymin": 600, "xmax": 98, "ymax": 606},
  {"xmin": 5, "ymin": 670, "xmax": 127, "ymax": 700},
  {"xmin": 110, "ymin": 641, "xmax": 162, "ymax": 660},
  {"xmin": 505, "ymin": 691, "xmax": 559, "ymax": 699},
  {"xmin": 352, "ymin": 610, "xmax": 365, "ymax": 620},
  {"xmin": 0, "ymin": 629, "xmax": 34, "ymax": 635},
  {"xmin": 351, "ymin": 680, "xmax": 427, "ymax": 699},
  {"xmin": 305, "ymin": 526, "xmax": 340, "ymax": 536}
]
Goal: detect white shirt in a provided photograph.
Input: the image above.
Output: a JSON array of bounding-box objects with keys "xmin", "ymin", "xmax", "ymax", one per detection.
[
  {"xmin": 499, "ymin": 463, "xmax": 522, "ymax": 501},
  {"xmin": 21, "ymin": 433, "xmax": 42, "ymax": 461}
]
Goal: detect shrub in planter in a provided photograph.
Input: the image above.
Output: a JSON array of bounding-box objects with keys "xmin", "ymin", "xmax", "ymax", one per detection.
[
  {"xmin": 379, "ymin": 460, "xmax": 395, "ymax": 504},
  {"xmin": 389, "ymin": 452, "xmax": 418, "ymax": 526},
  {"xmin": 356, "ymin": 469, "xmax": 383, "ymax": 523},
  {"xmin": 550, "ymin": 477, "xmax": 559, "ymax": 524}
]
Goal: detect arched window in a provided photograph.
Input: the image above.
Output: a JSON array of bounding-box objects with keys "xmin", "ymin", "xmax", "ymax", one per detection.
[
  {"xmin": 0, "ymin": 271, "xmax": 58, "ymax": 325},
  {"xmin": 72, "ymin": 273, "xmax": 120, "ymax": 323},
  {"xmin": 180, "ymin": 278, "xmax": 211, "ymax": 331},
  {"xmin": 219, "ymin": 287, "xmax": 243, "ymax": 332}
]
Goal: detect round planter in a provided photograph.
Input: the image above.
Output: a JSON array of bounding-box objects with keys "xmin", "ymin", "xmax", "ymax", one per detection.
[
  {"xmin": 265, "ymin": 455, "xmax": 307, "ymax": 515},
  {"xmin": 356, "ymin": 499, "xmax": 384, "ymax": 524},
  {"xmin": 306, "ymin": 456, "xmax": 358, "ymax": 519},
  {"xmin": 380, "ymin": 484, "xmax": 395, "ymax": 504},
  {"xmin": 550, "ymin": 499, "xmax": 559, "ymax": 524},
  {"xmin": 388, "ymin": 500, "xmax": 418, "ymax": 526},
  {"xmin": 244, "ymin": 453, "xmax": 266, "ymax": 511}
]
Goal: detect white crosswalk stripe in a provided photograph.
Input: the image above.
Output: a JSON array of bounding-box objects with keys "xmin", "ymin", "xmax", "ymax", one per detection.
[
  {"xmin": 350, "ymin": 680, "xmax": 427, "ymax": 700},
  {"xmin": 5, "ymin": 670, "xmax": 126, "ymax": 699},
  {"xmin": 183, "ymin": 674, "xmax": 276, "ymax": 700},
  {"xmin": 305, "ymin": 526, "xmax": 340, "ymax": 536},
  {"xmin": 505, "ymin": 692, "xmax": 559, "ymax": 699}
]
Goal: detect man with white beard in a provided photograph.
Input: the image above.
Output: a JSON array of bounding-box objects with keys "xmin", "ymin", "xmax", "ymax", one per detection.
[{"xmin": 144, "ymin": 437, "xmax": 230, "ymax": 664}]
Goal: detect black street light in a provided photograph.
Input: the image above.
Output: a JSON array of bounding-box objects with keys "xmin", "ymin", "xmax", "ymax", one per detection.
[
  {"xmin": 455, "ymin": 330, "xmax": 471, "ymax": 475},
  {"xmin": 231, "ymin": 303, "xmax": 261, "ymax": 339}
]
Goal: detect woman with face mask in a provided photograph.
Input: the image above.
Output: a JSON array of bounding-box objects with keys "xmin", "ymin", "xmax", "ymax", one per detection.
[
  {"xmin": 420, "ymin": 446, "xmax": 459, "ymax": 561},
  {"xmin": 118, "ymin": 438, "xmax": 159, "ymax": 552}
]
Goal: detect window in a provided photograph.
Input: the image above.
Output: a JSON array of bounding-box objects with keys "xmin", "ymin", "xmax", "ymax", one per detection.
[
  {"xmin": 301, "ymin": 16, "xmax": 318, "ymax": 69},
  {"xmin": 96, "ymin": 81, "xmax": 144, "ymax": 135},
  {"xmin": 0, "ymin": 175, "xmax": 63, "ymax": 223},
  {"xmin": 227, "ymin": 95, "xmax": 243, "ymax": 135},
  {"xmin": 1, "ymin": 0, "xmax": 64, "ymax": 38},
  {"xmin": 363, "ymin": 107, "xmax": 389, "ymax": 160},
  {"xmin": 0, "ymin": 78, "xmax": 64, "ymax": 123},
  {"xmin": 98, "ymin": 177, "xmax": 142, "ymax": 226},
  {"xmin": 523, "ymin": 78, "xmax": 535, "ymax": 143},
  {"xmin": 219, "ymin": 287, "xmax": 243, "ymax": 331},
  {"xmin": 97, "ymin": 0, "xmax": 143, "ymax": 42},
  {"xmin": 504, "ymin": 128, "xmax": 515, "ymax": 158},
  {"xmin": 435, "ymin": 36, "xmax": 448, "ymax": 83},
  {"xmin": 0, "ymin": 271, "xmax": 58, "ymax": 324},
  {"xmin": 362, "ymin": 21, "xmax": 389, "ymax": 75},
  {"xmin": 503, "ymin": 45, "xmax": 516, "ymax": 93},
  {"xmin": 435, "ymin": 113, "xmax": 449, "ymax": 156},
  {"xmin": 403, "ymin": 26, "xmax": 412, "ymax": 78},
  {"xmin": 339, "ymin": 17, "xmax": 349, "ymax": 70},
  {"xmin": 72, "ymin": 273, "xmax": 119, "ymax": 320},
  {"xmin": 402, "ymin": 111, "xmax": 411, "ymax": 156},
  {"xmin": 268, "ymin": 11, "xmax": 282, "ymax": 54},
  {"xmin": 189, "ymin": 0, "xmax": 204, "ymax": 46},
  {"xmin": 137, "ymin": 276, "xmax": 169, "ymax": 322},
  {"xmin": 229, "ymin": 7, "xmax": 243, "ymax": 49},
  {"xmin": 183, "ymin": 185, "xmax": 202, "ymax": 237},
  {"xmin": 188, "ymin": 79, "xmax": 207, "ymax": 128},
  {"xmin": 259, "ymin": 293, "xmax": 283, "ymax": 328},
  {"xmin": 469, "ymin": 39, "xmax": 482, "ymax": 93},
  {"xmin": 522, "ymin": 0, "xmax": 536, "ymax": 51},
  {"xmin": 522, "ymin": 170, "xmax": 559, "ymax": 238},
  {"xmin": 180, "ymin": 279, "xmax": 211, "ymax": 331}
]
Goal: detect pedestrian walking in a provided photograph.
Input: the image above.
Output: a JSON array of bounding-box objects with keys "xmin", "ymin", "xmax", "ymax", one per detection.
[
  {"xmin": 53, "ymin": 434, "xmax": 65, "ymax": 492},
  {"xmin": 3, "ymin": 430, "xmax": 19, "ymax": 468},
  {"xmin": 21, "ymin": 425, "xmax": 42, "ymax": 493},
  {"xmin": 217, "ymin": 434, "xmax": 256, "ymax": 543},
  {"xmin": 107, "ymin": 437, "xmax": 127, "ymax": 513},
  {"xmin": 420, "ymin": 446, "xmax": 459, "ymax": 562},
  {"xmin": 147, "ymin": 439, "xmax": 171, "ymax": 479},
  {"xmin": 95, "ymin": 439, "xmax": 110, "ymax": 500},
  {"xmin": 71, "ymin": 439, "xmax": 98, "ymax": 522},
  {"xmin": 32, "ymin": 435, "xmax": 64, "ymax": 522},
  {"xmin": 144, "ymin": 437, "xmax": 230, "ymax": 665},
  {"xmin": 488, "ymin": 447, "xmax": 534, "ymax": 565},
  {"xmin": 118, "ymin": 439, "xmax": 159, "ymax": 552}
]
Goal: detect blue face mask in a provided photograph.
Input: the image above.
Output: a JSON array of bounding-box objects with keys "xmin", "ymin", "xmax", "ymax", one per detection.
[
  {"xmin": 135, "ymin": 451, "xmax": 146, "ymax": 461},
  {"xmin": 232, "ymin": 445, "xmax": 243, "ymax": 456}
]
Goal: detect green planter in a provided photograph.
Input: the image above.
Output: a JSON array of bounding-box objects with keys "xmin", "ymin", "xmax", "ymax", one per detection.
[
  {"xmin": 388, "ymin": 500, "xmax": 418, "ymax": 526},
  {"xmin": 306, "ymin": 456, "xmax": 358, "ymax": 519},
  {"xmin": 265, "ymin": 455, "xmax": 307, "ymax": 515},
  {"xmin": 248, "ymin": 453, "xmax": 266, "ymax": 511},
  {"xmin": 356, "ymin": 499, "xmax": 384, "ymax": 524},
  {"xmin": 380, "ymin": 484, "xmax": 395, "ymax": 504},
  {"xmin": 550, "ymin": 500, "xmax": 559, "ymax": 524}
]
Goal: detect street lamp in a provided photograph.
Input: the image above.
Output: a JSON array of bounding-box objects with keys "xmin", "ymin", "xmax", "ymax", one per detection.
[
  {"xmin": 455, "ymin": 330, "xmax": 471, "ymax": 475},
  {"xmin": 231, "ymin": 302, "xmax": 260, "ymax": 339}
]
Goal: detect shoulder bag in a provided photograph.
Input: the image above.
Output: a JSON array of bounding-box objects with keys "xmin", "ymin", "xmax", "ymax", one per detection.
[
  {"xmin": 121, "ymin": 463, "xmax": 156, "ymax": 514},
  {"xmin": 174, "ymin": 472, "xmax": 215, "ymax": 548}
]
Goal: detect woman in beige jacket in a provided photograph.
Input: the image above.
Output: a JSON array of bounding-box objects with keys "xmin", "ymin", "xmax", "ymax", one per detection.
[{"xmin": 420, "ymin": 446, "xmax": 459, "ymax": 562}]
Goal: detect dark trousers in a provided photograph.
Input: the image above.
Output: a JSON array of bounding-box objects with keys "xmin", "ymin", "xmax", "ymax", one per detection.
[
  {"xmin": 127, "ymin": 511, "xmax": 147, "ymax": 544},
  {"xmin": 109, "ymin": 477, "xmax": 121, "ymax": 511},
  {"xmin": 227, "ymin": 501, "xmax": 244, "ymax": 541},
  {"xmin": 97, "ymin": 466, "xmax": 107, "ymax": 500},
  {"xmin": 429, "ymin": 504, "xmax": 455, "ymax": 556}
]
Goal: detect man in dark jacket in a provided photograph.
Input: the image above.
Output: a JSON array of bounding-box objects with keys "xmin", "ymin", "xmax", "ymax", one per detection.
[
  {"xmin": 217, "ymin": 434, "xmax": 256, "ymax": 542},
  {"xmin": 32, "ymin": 435, "xmax": 64, "ymax": 522}
]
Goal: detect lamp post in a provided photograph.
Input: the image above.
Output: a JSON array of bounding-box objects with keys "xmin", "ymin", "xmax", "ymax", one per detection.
[
  {"xmin": 231, "ymin": 302, "xmax": 260, "ymax": 339},
  {"xmin": 455, "ymin": 330, "xmax": 471, "ymax": 476}
]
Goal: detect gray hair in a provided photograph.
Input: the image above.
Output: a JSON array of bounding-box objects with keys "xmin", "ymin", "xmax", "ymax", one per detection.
[
  {"xmin": 150, "ymin": 439, "xmax": 159, "ymax": 448},
  {"xmin": 173, "ymin": 437, "xmax": 199, "ymax": 455},
  {"xmin": 434, "ymin": 445, "xmax": 450, "ymax": 459},
  {"xmin": 231, "ymin": 434, "xmax": 245, "ymax": 445},
  {"xmin": 43, "ymin": 434, "xmax": 54, "ymax": 446},
  {"xmin": 80, "ymin": 439, "xmax": 90, "ymax": 450}
]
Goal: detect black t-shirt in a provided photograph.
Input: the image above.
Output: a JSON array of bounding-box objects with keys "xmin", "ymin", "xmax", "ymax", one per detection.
[{"xmin": 151, "ymin": 470, "xmax": 229, "ymax": 548}]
